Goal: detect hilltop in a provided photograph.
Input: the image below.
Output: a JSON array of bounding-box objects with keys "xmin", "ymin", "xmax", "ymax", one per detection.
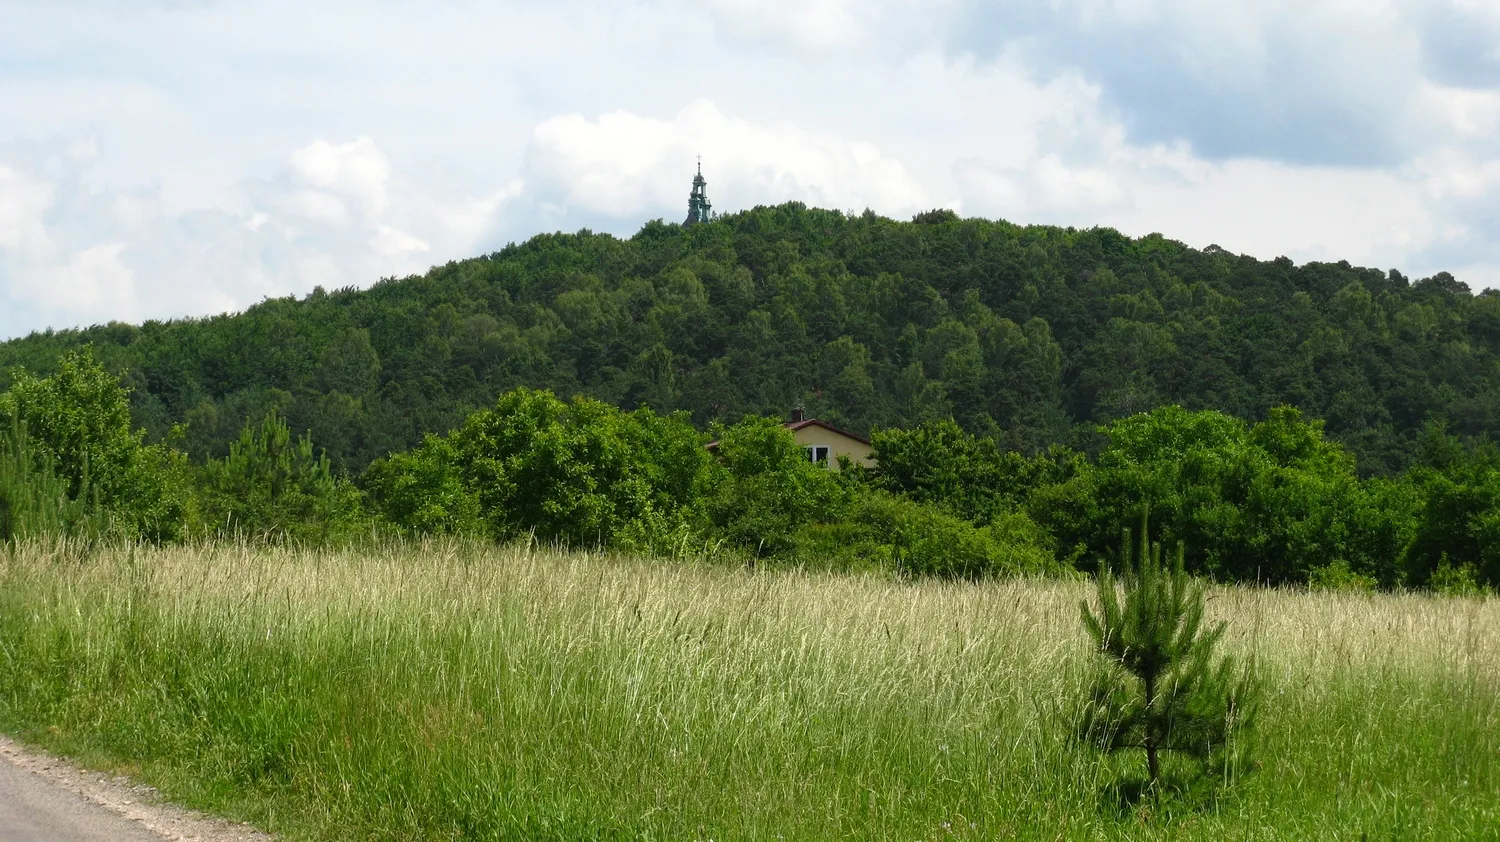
[{"xmin": 1, "ymin": 203, "xmax": 1493, "ymax": 474}]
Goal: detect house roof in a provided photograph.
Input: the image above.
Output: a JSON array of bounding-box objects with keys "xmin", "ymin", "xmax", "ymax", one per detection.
[
  {"xmin": 783, "ymin": 418, "xmax": 871, "ymax": 445},
  {"xmin": 704, "ymin": 418, "xmax": 871, "ymax": 451}
]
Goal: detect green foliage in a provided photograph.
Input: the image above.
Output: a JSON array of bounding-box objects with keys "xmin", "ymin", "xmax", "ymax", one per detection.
[
  {"xmin": 1078, "ymin": 516, "xmax": 1259, "ymax": 795},
  {"xmin": 0, "ymin": 347, "xmax": 188, "ymax": 541},
  {"xmin": 1307, "ymin": 560, "xmax": 1379, "ymax": 593},
  {"xmin": 0, "ymin": 347, "xmax": 138, "ymax": 499},
  {"xmin": 867, "ymin": 419, "xmax": 1042, "ymax": 522},
  {"xmin": 866, "ymin": 408, "xmax": 1423, "ymax": 587},
  {"xmin": 4, "ymin": 205, "xmax": 1489, "ymax": 482},
  {"xmin": 1075, "ymin": 406, "xmax": 1375, "ymax": 584},
  {"xmin": 361, "ymin": 436, "xmax": 484, "ymax": 538},
  {"xmin": 1428, "ymin": 558, "xmax": 1488, "ymax": 597},
  {"xmin": 0, "ymin": 201, "xmax": 1498, "ymax": 590},
  {"xmin": 1402, "ymin": 451, "xmax": 1500, "ymax": 590},
  {"xmin": 703, "ymin": 416, "xmax": 846, "ymax": 557},
  {"xmin": 198, "ymin": 411, "xmax": 364, "ymax": 544},
  {"xmin": 0, "ymin": 419, "xmax": 104, "ymax": 542},
  {"xmin": 794, "ymin": 491, "xmax": 1055, "ymax": 578},
  {"xmin": 366, "ymin": 388, "xmax": 715, "ymax": 548}
]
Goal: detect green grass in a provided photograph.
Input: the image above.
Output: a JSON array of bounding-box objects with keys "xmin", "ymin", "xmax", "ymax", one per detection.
[{"xmin": 0, "ymin": 540, "xmax": 1496, "ymax": 840}]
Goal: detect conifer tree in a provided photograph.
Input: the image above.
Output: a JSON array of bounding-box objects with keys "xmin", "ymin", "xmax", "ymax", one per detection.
[
  {"xmin": 1078, "ymin": 513, "xmax": 1259, "ymax": 794},
  {"xmin": 0, "ymin": 418, "xmax": 103, "ymax": 542},
  {"xmin": 198, "ymin": 411, "xmax": 362, "ymax": 543}
]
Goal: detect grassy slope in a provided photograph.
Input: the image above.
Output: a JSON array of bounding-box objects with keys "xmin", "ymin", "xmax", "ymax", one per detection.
[{"xmin": 0, "ymin": 542, "xmax": 1496, "ymax": 841}]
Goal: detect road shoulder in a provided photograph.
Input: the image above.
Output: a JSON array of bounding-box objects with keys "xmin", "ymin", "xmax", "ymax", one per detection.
[{"xmin": 0, "ymin": 735, "xmax": 272, "ymax": 842}]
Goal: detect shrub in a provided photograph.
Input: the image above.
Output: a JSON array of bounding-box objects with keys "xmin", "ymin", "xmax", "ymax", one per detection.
[
  {"xmin": 790, "ymin": 492, "xmax": 1055, "ymax": 578},
  {"xmin": 852, "ymin": 493, "xmax": 1052, "ymax": 578},
  {"xmin": 0, "ymin": 347, "xmax": 139, "ymax": 500},
  {"xmin": 867, "ymin": 420, "xmax": 1084, "ymax": 526},
  {"xmin": 1308, "ymin": 560, "xmax": 1379, "ymax": 593},
  {"xmin": 366, "ymin": 388, "xmax": 715, "ymax": 549},
  {"xmin": 1428, "ymin": 557, "xmax": 1487, "ymax": 598},
  {"xmin": 1404, "ymin": 465, "xmax": 1500, "ymax": 590},
  {"xmin": 361, "ymin": 436, "xmax": 484, "ymax": 537},
  {"xmin": 704, "ymin": 416, "xmax": 845, "ymax": 558}
]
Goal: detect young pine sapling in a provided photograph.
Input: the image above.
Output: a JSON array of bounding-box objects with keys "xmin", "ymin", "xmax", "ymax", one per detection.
[{"xmin": 1078, "ymin": 515, "xmax": 1259, "ymax": 795}]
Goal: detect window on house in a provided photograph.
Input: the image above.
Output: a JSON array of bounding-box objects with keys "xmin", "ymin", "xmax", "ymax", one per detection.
[{"xmin": 805, "ymin": 445, "xmax": 830, "ymax": 465}]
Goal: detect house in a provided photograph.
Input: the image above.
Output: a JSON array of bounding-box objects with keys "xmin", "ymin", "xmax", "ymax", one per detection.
[{"xmin": 707, "ymin": 409, "xmax": 874, "ymax": 471}]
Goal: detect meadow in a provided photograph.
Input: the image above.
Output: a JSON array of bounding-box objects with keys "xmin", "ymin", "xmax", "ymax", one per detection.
[{"xmin": 0, "ymin": 541, "xmax": 1496, "ymax": 841}]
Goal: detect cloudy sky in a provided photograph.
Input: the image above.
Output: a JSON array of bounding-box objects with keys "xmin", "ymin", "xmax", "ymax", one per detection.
[{"xmin": 2, "ymin": 0, "xmax": 1499, "ymax": 339}]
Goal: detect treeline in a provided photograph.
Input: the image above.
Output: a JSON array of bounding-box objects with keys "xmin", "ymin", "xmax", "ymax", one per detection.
[
  {"xmin": 2, "ymin": 204, "xmax": 1498, "ymax": 480},
  {"xmin": 0, "ymin": 349, "xmax": 1051, "ymax": 579},
  {"xmin": 2, "ymin": 348, "xmax": 1496, "ymax": 593}
]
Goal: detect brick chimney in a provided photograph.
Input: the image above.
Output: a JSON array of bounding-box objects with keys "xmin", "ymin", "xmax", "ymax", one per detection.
[{"xmin": 790, "ymin": 406, "xmax": 806, "ymax": 423}]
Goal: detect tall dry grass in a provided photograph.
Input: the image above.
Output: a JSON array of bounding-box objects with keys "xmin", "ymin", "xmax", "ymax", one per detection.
[{"xmin": 0, "ymin": 539, "xmax": 1496, "ymax": 840}]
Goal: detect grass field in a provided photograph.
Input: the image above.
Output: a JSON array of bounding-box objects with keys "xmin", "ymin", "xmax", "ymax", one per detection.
[{"xmin": 0, "ymin": 540, "xmax": 1496, "ymax": 841}]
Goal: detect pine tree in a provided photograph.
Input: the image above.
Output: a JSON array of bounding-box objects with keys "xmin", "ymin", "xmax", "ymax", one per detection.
[
  {"xmin": 0, "ymin": 418, "xmax": 103, "ymax": 542},
  {"xmin": 1077, "ymin": 513, "xmax": 1259, "ymax": 795},
  {"xmin": 198, "ymin": 411, "xmax": 362, "ymax": 544}
]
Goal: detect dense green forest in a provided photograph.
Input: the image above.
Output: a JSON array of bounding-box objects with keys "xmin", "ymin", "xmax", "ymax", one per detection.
[
  {"xmin": 3, "ymin": 203, "xmax": 1496, "ymax": 475},
  {"xmin": 3, "ymin": 203, "xmax": 1500, "ymax": 592}
]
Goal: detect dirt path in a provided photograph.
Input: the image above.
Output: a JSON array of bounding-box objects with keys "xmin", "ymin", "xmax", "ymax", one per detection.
[{"xmin": 0, "ymin": 736, "xmax": 271, "ymax": 842}]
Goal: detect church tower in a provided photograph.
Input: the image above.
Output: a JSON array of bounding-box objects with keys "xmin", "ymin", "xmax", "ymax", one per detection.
[{"xmin": 684, "ymin": 157, "xmax": 712, "ymax": 225}]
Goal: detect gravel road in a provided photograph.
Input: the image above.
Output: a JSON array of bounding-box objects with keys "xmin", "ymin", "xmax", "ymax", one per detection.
[{"xmin": 0, "ymin": 736, "xmax": 271, "ymax": 842}]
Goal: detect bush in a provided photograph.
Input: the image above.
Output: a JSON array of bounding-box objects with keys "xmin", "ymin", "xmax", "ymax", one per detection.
[
  {"xmin": 1428, "ymin": 558, "xmax": 1487, "ymax": 598},
  {"xmin": 1403, "ymin": 463, "xmax": 1500, "ymax": 590},
  {"xmin": 867, "ymin": 420, "xmax": 1084, "ymax": 526},
  {"xmin": 791, "ymin": 492, "xmax": 1055, "ymax": 578},
  {"xmin": 361, "ymin": 436, "xmax": 484, "ymax": 538},
  {"xmin": 1307, "ymin": 560, "xmax": 1379, "ymax": 593},
  {"xmin": 0, "ymin": 347, "xmax": 139, "ymax": 500},
  {"xmin": 704, "ymin": 416, "xmax": 846, "ymax": 558},
  {"xmin": 366, "ymin": 388, "xmax": 715, "ymax": 549}
]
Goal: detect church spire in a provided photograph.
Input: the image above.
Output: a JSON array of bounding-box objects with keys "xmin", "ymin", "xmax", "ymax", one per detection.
[{"xmin": 684, "ymin": 156, "xmax": 712, "ymax": 225}]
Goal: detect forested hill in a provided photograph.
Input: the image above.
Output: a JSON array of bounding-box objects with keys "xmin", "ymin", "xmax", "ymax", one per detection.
[{"xmin": 2, "ymin": 203, "xmax": 1495, "ymax": 475}]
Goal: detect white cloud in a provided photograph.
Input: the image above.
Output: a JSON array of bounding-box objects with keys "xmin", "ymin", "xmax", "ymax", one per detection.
[
  {"xmin": 706, "ymin": 0, "xmax": 955, "ymax": 52},
  {"xmin": 289, "ymin": 137, "xmax": 391, "ymax": 217},
  {"xmin": 708, "ymin": 0, "xmax": 866, "ymax": 49},
  {"xmin": 1422, "ymin": 84, "xmax": 1500, "ymax": 141},
  {"xmin": 286, "ymin": 189, "xmax": 352, "ymax": 227},
  {"xmin": 0, "ymin": 166, "xmax": 55, "ymax": 256},
  {"xmin": 0, "ymin": 134, "xmax": 509, "ymax": 337},
  {"xmin": 526, "ymin": 100, "xmax": 930, "ymax": 221},
  {"xmin": 45, "ymin": 243, "xmax": 138, "ymax": 321},
  {"xmin": 955, "ymin": 119, "xmax": 1441, "ymax": 269},
  {"xmin": 3, "ymin": 0, "xmax": 1500, "ymax": 339},
  {"xmin": 1123, "ymin": 160, "xmax": 1435, "ymax": 266},
  {"xmin": 1417, "ymin": 149, "xmax": 1500, "ymax": 202},
  {"xmin": 372, "ymin": 224, "xmax": 430, "ymax": 259},
  {"xmin": 0, "ymin": 163, "xmax": 139, "ymax": 324}
]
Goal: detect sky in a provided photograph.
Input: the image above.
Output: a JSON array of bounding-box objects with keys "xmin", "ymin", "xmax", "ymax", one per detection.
[{"xmin": 2, "ymin": 0, "xmax": 1499, "ymax": 339}]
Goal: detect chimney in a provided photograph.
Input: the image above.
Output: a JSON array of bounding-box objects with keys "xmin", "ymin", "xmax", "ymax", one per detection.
[{"xmin": 790, "ymin": 407, "xmax": 806, "ymax": 423}]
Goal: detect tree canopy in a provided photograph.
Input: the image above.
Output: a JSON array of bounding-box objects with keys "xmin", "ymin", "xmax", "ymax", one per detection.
[
  {"xmin": 2, "ymin": 205, "xmax": 1499, "ymax": 591},
  {"xmin": 2, "ymin": 204, "xmax": 1493, "ymax": 479}
]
